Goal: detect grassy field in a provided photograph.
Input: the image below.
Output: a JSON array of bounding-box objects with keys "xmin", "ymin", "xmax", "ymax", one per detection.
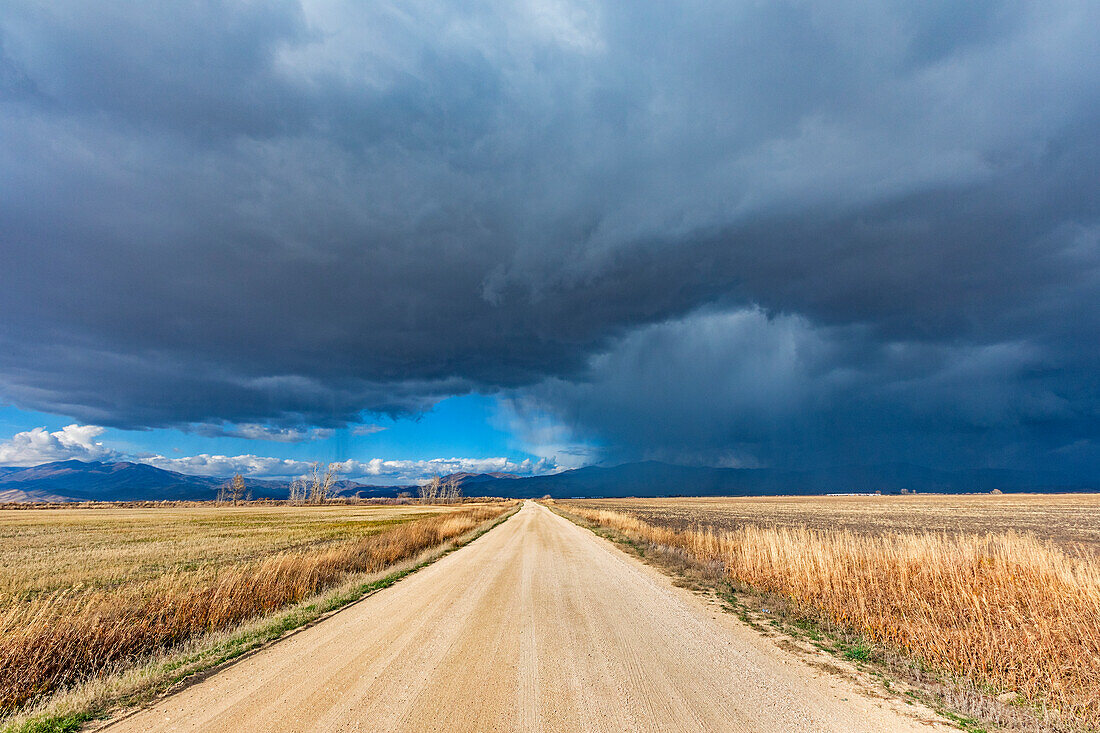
[
  {"xmin": 0, "ymin": 502, "xmax": 512, "ymax": 719},
  {"xmin": 556, "ymin": 495, "xmax": 1100, "ymax": 731}
]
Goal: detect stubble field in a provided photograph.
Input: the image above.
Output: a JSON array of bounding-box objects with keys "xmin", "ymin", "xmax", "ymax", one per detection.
[
  {"xmin": 0, "ymin": 503, "xmax": 455, "ymax": 601},
  {"xmin": 566, "ymin": 493, "xmax": 1100, "ymax": 551}
]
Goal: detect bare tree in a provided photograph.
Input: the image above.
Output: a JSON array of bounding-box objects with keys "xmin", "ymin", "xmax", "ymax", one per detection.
[
  {"xmin": 442, "ymin": 475, "xmax": 462, "ymax": 503},
  {"xmin": 231, "ymin": 474, "xmax": 248, "ymax": 503},
  {"xmin": 417, "ymin": 476, "xmax": 439, "ymax": 502},
  {"xmin": 306, "ymin": 462, "xmax": 337, "ymax": 504},
  {"xmin": 288, "ymin": 477, "xmax": 308, "ymax": 505},
  {"xmin": 217, "ymin": 474, "xmax": 248, "ymax": 505}
]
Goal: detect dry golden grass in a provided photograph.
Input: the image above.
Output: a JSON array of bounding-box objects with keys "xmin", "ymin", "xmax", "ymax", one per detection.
[
  {"xmin": 558, "ymin": 497, "xmax": 1100, "ymax": 729},
  {"xmin": 0, "ymin": 503, "xmax": 510, "ymax": 711}
]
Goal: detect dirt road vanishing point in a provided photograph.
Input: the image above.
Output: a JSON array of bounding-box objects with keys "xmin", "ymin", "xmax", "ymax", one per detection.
[{"xmin": 100, "ymin": 502, "xmax": 951, "ymax": 732}]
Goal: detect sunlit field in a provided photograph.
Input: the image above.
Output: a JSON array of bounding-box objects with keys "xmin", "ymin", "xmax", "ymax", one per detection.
[
  {"xmin": 0, "ymin": 503, "xmax": 458, "ymax": 600},
  {"xmin": 556, "ymin": 495, "xmax": 1100, "ymax": 729},
  {"xmin": 0, "ymin": 503, "xmax": 511, "ymax": 713}
]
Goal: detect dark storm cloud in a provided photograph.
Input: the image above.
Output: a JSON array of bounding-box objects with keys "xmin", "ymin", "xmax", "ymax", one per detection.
[
  {"xmin": 509, "ymin": 307, "xmax": 1099, "ymax": 474},
  {"xmin": 0, "ymin": 1, "xmax": 1097, "ymax": 471}
]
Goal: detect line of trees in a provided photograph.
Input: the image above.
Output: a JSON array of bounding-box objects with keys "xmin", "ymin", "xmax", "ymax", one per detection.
[
  {"xmin": 216, "ymin": 464, "xmax": 465, "ymax": 507},
  {"xmin": 417, "ymin": 475, "xmax": 463, "ymax": 503}
]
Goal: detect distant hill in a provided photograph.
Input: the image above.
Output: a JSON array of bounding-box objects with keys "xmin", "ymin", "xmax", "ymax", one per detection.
[
  {"xmin": 0, "ymin": 460, "xmax": 291, "ymax": 502},
  {"xmin": 460, "ymin": 461, "xmax": 1097, "ymax": 498},
  {"xmin": 0, "ymin": 459, "xmax": 1092, "ymax": 503},
  {"xmin": 445, "ymin": 472, "xmax": 518, "ymax": 486}
]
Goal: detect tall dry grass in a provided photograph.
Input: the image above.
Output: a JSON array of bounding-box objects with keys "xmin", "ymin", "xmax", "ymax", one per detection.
[
  {"xmin": 561, "ymin": 505, "xmax": 1100, "ymax": 727},
  {"xmin": 0, "ymin": 506, "xmax": 507, "ymax": 711}
]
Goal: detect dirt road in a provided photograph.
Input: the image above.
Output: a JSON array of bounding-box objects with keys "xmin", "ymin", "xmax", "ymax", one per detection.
[{"xmin": 102, "ymin": 502, "xmax": 950, "ymax": 732}]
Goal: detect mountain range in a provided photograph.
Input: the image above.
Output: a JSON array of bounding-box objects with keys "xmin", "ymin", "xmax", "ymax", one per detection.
[
  {"xmin": 0, "ymin": 461, "xmax": 283, "ymax": 503},
  {"xmin": 467, "ymin": 461, "xmax": 1096, "ymax": 498},
  {"xmin": 0, "ymin": 459, "xmax": 1094, "ymax": 503}
]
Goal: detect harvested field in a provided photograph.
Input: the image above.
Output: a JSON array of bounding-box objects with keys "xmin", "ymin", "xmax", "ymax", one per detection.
[
  {"xmin": 567, "ymin": 493, "xmax": 1100, "ymax": 554},
  {"xmin": 0, "ymin": 503, "xmax": 456, "ymax": 600},
  {"xmin": 555, "ymin": 495, "xmax": 1100, "ymax": 730},
  {"xmin": 0, "ymin": 502, "xmax": 511, "ymax": 713}
]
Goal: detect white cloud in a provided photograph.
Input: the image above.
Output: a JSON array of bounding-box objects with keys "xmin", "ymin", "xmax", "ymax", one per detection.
[
  {"xmin": 141, "ymin": 453, "xmax": 317, "ymax": 477},
  {"xmin": 190, "ymin": 422, "xmax": 335, "ymax": 442},
  {"xmin": 338, "ymin": 456, "xmax": 555, "ymax": 483},
  {"xmin": 491, "ymin": 397, "xmax": 598, "ymax": 469},
  {"xmin": 1, "ymin": 424, "xmax": 554, "ymax": 483},
  {"xmin": 351, "ymin": 424, "xmax": 387, "ymax": 436},
  {"xmin": 138, "ymin": 453, "xmax": 554, "ymax": 483},
  {"xmin": 0, "ymin": 424, "xmax": 122, "ymax": 466}
]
